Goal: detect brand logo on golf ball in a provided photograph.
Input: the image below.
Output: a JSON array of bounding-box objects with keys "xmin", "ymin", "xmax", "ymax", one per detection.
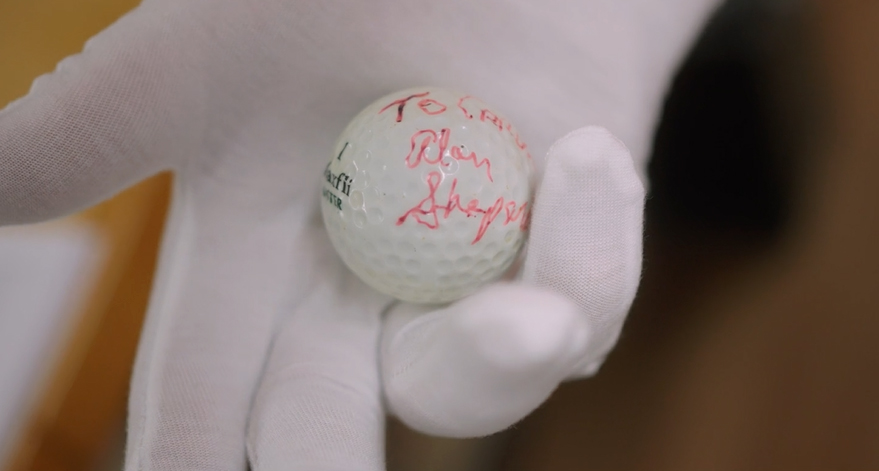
[{"xmin": 322, "ymin": 163, "xmax": 353, "ymax": 210}]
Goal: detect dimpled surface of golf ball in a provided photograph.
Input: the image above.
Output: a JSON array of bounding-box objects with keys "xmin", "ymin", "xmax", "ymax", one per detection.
[{"xmin": 321, "ymin": 87, "xmax": 534, "ymax": 304}]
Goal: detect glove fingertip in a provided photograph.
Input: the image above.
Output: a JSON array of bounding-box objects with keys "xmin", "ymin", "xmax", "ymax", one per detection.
[{"xmin": 545, "ymin": 125, "xmax": 644, "ymax": 195}]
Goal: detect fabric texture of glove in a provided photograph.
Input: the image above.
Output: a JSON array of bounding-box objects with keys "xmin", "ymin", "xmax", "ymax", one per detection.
[{"xmin": 0, "ymin": 1, "xmax": 720, "ymax": 470}]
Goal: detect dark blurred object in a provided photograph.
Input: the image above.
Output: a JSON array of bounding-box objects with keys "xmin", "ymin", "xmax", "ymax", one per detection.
[
  {"xmin": 649, "ymin": 0, "xmax": 794, "ymax": 238},
  {"xmin": 497, "ymin": 0, "xmax": 879, "ymax": 470}
]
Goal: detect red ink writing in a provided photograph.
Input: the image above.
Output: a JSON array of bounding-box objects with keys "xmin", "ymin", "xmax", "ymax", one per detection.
[
  {"xmin": 404, "ymin": 128, "xmax": 493, "ymax": 181},
  {"xmin": 396, "ymin": 171, "xmax": 529, "ymax": 244},
  {"xmin": 380, "ymin": 90, "xmax": 532, "ymax": 242},
  {"xmin": 450, "ymin": 145, "xmax": 492, "ymax": 182},
  {"xmin": 379, "ymin": 92, "xmax": 430, "ymax": 122},
  {"xmin": 457, "ymin": 95, "xmax": 475, "ymax": 119},
  {"xmin": 418, "ymin": 98, "xmax": 447, "ymax": 115},
  {"xmin": 480, "ymin": 109, "xmax": 504, "ymax": 131},
  {"xmin": 405, "ymin": 129, "xmax": 449, "ymax": 168},
  {"xmin": 380, "ymin": 91, "xmax": 528, "ymax": 155}
]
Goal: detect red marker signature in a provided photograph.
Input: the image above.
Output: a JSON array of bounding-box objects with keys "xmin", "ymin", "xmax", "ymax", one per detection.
[
  {"xmin": 380, "ymin": 90, "xmax": 529, "ymax": 154},
  {"xmin": 397, "ymin": 171, "xmax": 530, "ymax": 245},
  {"xmin": 379, "ymin": 90, "xmax": 531, "ymax": 243},
  {"xmin": 405, "ymin": 128, "xmax": 493, "ymax": 181}
]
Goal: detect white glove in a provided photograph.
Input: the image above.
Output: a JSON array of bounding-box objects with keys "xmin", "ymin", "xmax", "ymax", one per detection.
[{"xmin": 0, "ymin": 1, "xmax": 719, "ymax": 469}]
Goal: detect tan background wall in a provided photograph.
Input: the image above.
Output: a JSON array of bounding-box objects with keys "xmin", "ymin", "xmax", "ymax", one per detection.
[{"xmin": 1, "ymin": 2, "xmax": 168, "ymax": 470}]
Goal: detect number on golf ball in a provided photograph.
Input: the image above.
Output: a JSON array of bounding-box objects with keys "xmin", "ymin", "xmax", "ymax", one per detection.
[{"xmin": 321, "ymin": 87, "xmax": 534, "ymax": 304}]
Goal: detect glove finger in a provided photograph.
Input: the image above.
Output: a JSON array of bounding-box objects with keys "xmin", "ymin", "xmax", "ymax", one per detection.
[
  {"xmin": 125, "ymin": 192, "xmax": 312, "ymax": 471},
  {"xmin": 0, "ymin": 2, "xmax": 198, "ymax": 225},
  {"xmin": 382, "ymin": 284, "xmax": 588, "ymax": 437},
  {"xmin": 381, "ymin": 127, "xmax": 643, "ymax": 438},
  {"xmin": 521, "ymin": 126, "xmax": 645, "ymax": 377},
  {"xmin": 248, "ymin": 231, "xmax": 391, "ymax": 471}
]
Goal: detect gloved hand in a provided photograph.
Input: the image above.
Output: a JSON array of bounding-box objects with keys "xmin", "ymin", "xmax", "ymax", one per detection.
[{"xmin": 0, "ymin": 0, "xmax": 719, "ymax": 469}]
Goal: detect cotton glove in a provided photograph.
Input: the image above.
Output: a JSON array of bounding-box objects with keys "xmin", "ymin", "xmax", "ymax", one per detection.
[{"xmin": 0, "ymin": 0, "xmax": 720, "ymax": 469}]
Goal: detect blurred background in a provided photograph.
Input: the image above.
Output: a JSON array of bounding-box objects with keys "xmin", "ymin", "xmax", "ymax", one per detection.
[{"xmin": 1, "ymin": 0, "xmax": 876, "ymax": 470}]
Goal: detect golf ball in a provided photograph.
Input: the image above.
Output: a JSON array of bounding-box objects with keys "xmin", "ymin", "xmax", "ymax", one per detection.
[{"xmin": 321, "ymin": 87, "xmax": 534, "ymax": 304}]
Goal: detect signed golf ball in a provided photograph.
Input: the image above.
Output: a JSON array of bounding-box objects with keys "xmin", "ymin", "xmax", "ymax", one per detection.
[{"xmin": 321, "ymin": 87, "xmax": 534, "ymax": 304}]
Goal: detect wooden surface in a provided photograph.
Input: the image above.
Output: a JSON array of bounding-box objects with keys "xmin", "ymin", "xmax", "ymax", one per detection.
[{"xmin": 0, "ymin": 1, "xmax": 166, "ymax": 470}]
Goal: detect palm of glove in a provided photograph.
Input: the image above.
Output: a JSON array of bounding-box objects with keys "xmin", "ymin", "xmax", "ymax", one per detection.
[{"xmin": 0, "ymin": 0, "xmax": 718, "ymax": 469}]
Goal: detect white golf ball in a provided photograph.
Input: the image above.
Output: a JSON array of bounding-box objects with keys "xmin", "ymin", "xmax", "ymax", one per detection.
[{"xmin": 321, "ymin": 87, "xmax": 534, "ymax": 304}]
